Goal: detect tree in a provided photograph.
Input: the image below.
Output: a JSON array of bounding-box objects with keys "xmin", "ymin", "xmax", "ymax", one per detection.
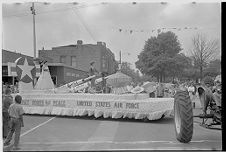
[
  {"xmin": 121, "ymin": 62, "xmax": 140, "ymax": 83},
  {"xmin": 166, "ymin": 53, "xmax": 192, "ymax": 81},
  {"xmin": 190, "ymin": 33, "xmax": 220, "ymax": 80},
  {"xmin": 203, "ymin": 59, "xmax": 221, "ymax": 77},
  {"xmin": 136, "ymin": 31, "xmax": 182, "ymax": 82}
]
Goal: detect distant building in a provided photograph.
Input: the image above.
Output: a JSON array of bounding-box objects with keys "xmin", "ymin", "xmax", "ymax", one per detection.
[{"xmin": 39, "ymin": 40, "xmax": 117, "ymax": 75}]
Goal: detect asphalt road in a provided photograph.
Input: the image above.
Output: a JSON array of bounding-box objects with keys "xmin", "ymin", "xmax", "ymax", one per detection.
[{"xmin": 3, "ymin": 108, "xmax": 222, "ymax": 151}]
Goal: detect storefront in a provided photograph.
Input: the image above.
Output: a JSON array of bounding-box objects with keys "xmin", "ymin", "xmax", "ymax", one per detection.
[{"xmin": 2, "ymin": 63, "xmax": 19, "ymax": 85}]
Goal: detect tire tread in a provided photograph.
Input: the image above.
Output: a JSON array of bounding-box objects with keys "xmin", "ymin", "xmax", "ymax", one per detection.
[{"xmin": 174, "ymin": 90, "xmax": 193, "ymax": 143}]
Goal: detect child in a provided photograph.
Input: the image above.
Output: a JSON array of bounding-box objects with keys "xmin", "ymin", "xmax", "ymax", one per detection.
[{"xmin": 4, "ymin": 95, "xmax": 24, "ymax": 150}]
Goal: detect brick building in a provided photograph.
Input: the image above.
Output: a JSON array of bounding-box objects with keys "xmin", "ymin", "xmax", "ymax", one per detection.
[
  {"xmin": 39, "ymin": 40, "xmax": 117, "ymax": 75},
  {"xmin": 2, "ymin": 41, "xmax": 117, "ymax": 87}
]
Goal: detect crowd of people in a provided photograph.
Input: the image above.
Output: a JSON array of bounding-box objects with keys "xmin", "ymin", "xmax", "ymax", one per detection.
[
  {"xmin": 2, "ymin": 83, "xmax": 19, "ymax": 94},
  {"xmin": 2, "ymin": 86, "xmax": 25, "ymax": 150}
]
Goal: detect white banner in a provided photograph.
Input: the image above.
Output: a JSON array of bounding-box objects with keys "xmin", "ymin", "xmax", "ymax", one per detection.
[{"xmin": 18, "ymin": 93, "xmax": 174, "ymax": 120}]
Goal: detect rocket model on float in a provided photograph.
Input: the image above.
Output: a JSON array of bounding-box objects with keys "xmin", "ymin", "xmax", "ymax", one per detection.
[
  {"xmin": 59, "ymin": 75, "xmax": 96, "ymax": 89},
  {"xmin": 58, "ymin": 75, "xmax": 107, "ymax": 92}
]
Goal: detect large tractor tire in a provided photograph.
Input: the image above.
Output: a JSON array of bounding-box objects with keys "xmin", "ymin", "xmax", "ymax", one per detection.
[{"xmin": 174, "ymin": 90, "xmax": 193, "ymax": 143}]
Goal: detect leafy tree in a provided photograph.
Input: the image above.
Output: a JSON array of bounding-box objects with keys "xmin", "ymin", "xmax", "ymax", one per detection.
[
  {"xmin": 203, "ymin": 59, "xmax": 221, "ymax": 77},
  {"xmin": 189, "ymin": 33, "xmax": 220, "ymax": 80},
  {"xmin": 120, "ymin": 62, "xmax": 140, "ymax": 83},
  {"xmin": 136, "ymin": 31, "xmax": 182, "ymax": 82}
]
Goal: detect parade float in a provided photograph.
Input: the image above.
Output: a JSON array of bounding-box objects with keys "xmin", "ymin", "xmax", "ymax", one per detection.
[{"xmin": 13, "ymin": 57, "xmax": 174, "ymax": 120}]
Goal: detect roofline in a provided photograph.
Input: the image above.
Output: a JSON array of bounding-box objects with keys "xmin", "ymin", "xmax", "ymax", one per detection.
[{"xmin": 47, "ymin": 63, "xmax": 88, "ymax": 73}]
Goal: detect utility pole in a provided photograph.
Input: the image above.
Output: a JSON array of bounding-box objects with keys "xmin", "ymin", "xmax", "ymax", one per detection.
[
  {"xmin": 30, "ymin": 2, "xmax": 36, "ymax": 59},
  {"xmin": 118, "ymin": 51, "xmax": 122, "ymax": 71},
  {"xmin": 119, "ymin": 51, "xmax": 121, "ymax": 64},
  {"xmin": 30, "ymin": 2, "xmax": 37, "ymax": 87}
]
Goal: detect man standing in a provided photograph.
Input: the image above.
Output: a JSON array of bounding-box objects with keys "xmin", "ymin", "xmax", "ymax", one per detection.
[
  {"xmin": 101, "ymin": 72, "xmax": 107, "ymax": 93},
  {"xmin": 89, "ymin": 62, "xmax": 99, "ymax": 89},
  {"xmin": 2, "ymin": 88, "xmax": 13, "ymax": 139},
  {"xmin": 156, "ymin": 83, "xmax": 164, "ymax": 98},
  {"xmin": 4, "ymin": 95, "xmax": 24, "ymax": 150}
]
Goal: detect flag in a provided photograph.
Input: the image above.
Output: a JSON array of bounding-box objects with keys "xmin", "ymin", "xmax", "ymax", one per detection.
[{"xmin": 8, "ymin": 62, "xmax": 17, "ymax": 76}]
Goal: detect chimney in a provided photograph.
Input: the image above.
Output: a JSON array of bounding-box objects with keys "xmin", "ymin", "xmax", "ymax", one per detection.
[
  {"xmin": 97, "ymin": 41, "xmax": 102, "ymax": 46},
  {"xmin": 77, "ymin": 40, "xmax": 83, "ymax": 45},
  {"xmin": 102, "ymin": 42, "xmax": 106, "ymax": 47}
]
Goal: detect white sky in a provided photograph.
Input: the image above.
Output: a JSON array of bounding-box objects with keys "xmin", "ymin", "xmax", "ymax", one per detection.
[{"xmin": 1, "ymin": 1, "xmax": 221, "ymax": 70}]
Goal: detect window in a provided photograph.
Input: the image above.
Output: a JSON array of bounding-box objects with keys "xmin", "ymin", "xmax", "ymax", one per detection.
[
  {"xmin": 71, "ymin": 56, "xmax": 77, "ymax": 67},
  {"xmin": 102, "ymin": 56, "xmax": 106, "ymax": 68},
  {"xmin": 60, "ymin": 56, "xmax": 66, "ymax": 64}
]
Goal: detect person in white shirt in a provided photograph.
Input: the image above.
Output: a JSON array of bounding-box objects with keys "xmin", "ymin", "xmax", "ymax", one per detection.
[{"xmin": 4, "ymin": 95, "xmax": 24, "ymax": 150}]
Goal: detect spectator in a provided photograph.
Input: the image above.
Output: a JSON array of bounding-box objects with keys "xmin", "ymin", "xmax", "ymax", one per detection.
[
  {"xmin": 2, "ymin": 88, "xmax": 13, "ymax": 139},
  {"xmin": 4, "ymin": 95, "xmax": 25, "ymax": 150},
  {"xmin": 89, "ymin": 62, "xmax": 99, "ymax": 89},
  {"xmin": 156, "ymin": 83, "xmax": 164, "ymax": 98}
]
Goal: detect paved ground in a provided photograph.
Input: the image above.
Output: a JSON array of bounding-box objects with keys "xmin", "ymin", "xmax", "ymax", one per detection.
[{"xmin": 3, "ymin": 107, "xmax": 222, "ymax": 151}]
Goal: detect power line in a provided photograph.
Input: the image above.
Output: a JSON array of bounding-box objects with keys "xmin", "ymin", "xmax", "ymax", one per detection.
[
  {"xmin": 3, "ymin": 12, "xmax": 30, "ymax": 18},
  {"xmin": 3, "ymin": 3, "xmax": 104, "ymax": 18},
  {"xmin": 3, "ymin": 2, "xmax": 103, "ymax": 43},
  {"xmin": 115, "ymin": 27, "xmax": 218, "ymax": 35},
  {"xmin": 70, "ymin": 8, "xmax": 97, "ymax": 42}
]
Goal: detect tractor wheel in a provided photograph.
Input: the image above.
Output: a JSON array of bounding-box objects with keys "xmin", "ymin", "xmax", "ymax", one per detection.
[{"xmin": 174, "ymin": 90, "xmax": 193, "ymax": 143}]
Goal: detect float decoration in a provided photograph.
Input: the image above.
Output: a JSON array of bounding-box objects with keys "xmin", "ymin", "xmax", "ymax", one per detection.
[
  {"xmin": 106, "ymin": 71, "xmax": 132, "ymax": 88},
  {"xmin": 35, "ymin": 63, "xmax": 55, "ymax": 90},
  {"xmin": 14, "ymin": 58, "xmax": 174, "ymax": 120},
  {"xmin": 15, "ymin": 57, "xmax": 36, "ymax": 92}
]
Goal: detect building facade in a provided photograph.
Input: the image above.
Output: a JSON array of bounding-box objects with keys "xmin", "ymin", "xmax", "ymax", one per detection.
[
  {"xmin": 2, "ymin": 49, "xmax": 88, "ymax": 87},
  {"xmin": 47, "ymin": 63, "xmax": 89, "ymax": 87},
  {"xmin": 39, "ymin": 40, "xmax": 117, "ymax": 75}
]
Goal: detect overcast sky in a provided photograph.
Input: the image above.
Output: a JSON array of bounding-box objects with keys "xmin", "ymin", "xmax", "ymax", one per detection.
[{"xmin": 1, "ymin": 1, "xmax": 221, "ymax": 69}]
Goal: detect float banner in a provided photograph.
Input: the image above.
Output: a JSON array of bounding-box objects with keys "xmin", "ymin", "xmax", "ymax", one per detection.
[{"xmin": 19, "ymin": 93, "xmax": 174, "ymax": 120}]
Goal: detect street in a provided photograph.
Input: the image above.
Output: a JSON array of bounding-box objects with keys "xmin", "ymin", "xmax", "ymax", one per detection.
[{"xmin": 3, "ymin": 108, "xmax": 222, "ymax": 151}]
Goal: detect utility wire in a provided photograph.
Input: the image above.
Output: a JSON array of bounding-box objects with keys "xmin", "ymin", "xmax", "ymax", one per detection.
[
  {"xmin": 3, "ymin": 3, "xmax": 104, "ymax": 18},
  {"xmin": 70, "ymin": 8, "xmax": 97, "ymax": 42}
]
